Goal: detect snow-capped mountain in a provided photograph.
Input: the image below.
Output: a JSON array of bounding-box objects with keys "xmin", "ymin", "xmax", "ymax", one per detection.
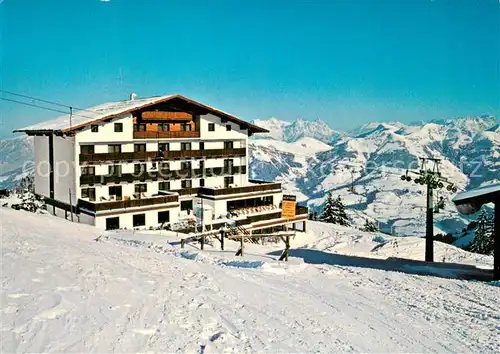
[
  {"xmin": 248, "ymin": 115, "xmax": 498, "ymax": 238},
  {"xmin": 0, "ymin": 135, "xmax": 34, "ymax": 190},
  {"xmin": 251, "ymin": 118, "xmax": 343, "ymax": 144}
]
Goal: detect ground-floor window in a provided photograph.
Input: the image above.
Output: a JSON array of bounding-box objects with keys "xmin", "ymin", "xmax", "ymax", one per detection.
[
  {"xmin": 158, "ymin": 210, "xmax": 170, "ymax": 224},
  {"xmin": 181, "ymin": 200, "xmax": 193, "ymax": 211},
  {"xmin": 133, "ymin": 213, "xmax": 146, "ymax": 227},
  {"xmin": 106, "ymin": 217, "xmax": 119, "ymax": 230}
]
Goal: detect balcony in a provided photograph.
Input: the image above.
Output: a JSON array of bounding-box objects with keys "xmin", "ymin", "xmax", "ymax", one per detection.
[
  {"xmin": 80, "ymin": 151, "xmax": 157, "ymax": 164},
  {"xmin": 163, "ymin": 148, "xmax": 246, "ymax": 160},
  {"xmin": 79, "ymin": 166, "xmax": 247, "ymax": 185},
  {"xmin": 199, "ymin": 181, "xmax": 281, "ymax": 197},
  {"xmin": 78, "ymin": 194, "xmax": 178, "ymax": 212},
  {"xmin": 133, "ymin": 131, "xmax": 200, "ymax": 139},
  {"xmin": 79, "ymin": 148, "xmax": 246, "ymax": 164}
]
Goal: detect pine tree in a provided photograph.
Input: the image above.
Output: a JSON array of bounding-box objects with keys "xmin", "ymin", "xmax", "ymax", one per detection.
[
  {"xmin": 469, "ymin": 208, "xmax": 494, "ymax": 255},
  {"xmin": 333, "ymin": 195, "xmax": 349, "ymax": 226},
  {"xmin": 320, "ymin": 191, "xmax": 336, "ymax": 223},
  {"xmin": 362, "ymin": 219, "xmax": 378, "ymax": 232}
]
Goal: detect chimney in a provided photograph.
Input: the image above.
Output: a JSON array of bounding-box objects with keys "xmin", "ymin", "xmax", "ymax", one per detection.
[{"xmin": 129, "ymin": 93, "xmax": 137, "ymax": 101}]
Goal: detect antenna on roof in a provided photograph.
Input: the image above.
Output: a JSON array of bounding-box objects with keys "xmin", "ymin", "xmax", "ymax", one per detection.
[
  {"xmin": 129, "ymin": 93, "xmax": 137, "ymax": 101},
  {"xmin": 69, "ymin": 106, "xmax": 73, "ymax": 129}
]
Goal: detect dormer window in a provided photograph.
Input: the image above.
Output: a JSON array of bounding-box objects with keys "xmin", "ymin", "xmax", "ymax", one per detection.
[{"xmin": 91, "ymin": 125, "xmax": 98, "ymax": 133}]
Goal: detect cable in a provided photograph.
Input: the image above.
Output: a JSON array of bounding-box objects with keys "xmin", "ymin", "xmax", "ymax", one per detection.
[
  {"xmin": 0, "ymin": 97, "xmax": 98, "ymax": 121},
  {"xmin": 0, "ymin": 97, "xmax": 71, "ymax": 115},
  {"xmin": 0, "ymin": 89, "xmax": 97, "ymax": 114}
]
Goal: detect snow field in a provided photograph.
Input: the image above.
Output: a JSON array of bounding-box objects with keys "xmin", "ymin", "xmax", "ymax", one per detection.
[{"xmin": 1, "ymin": 207, "xmax": 499, "ymax": 353}]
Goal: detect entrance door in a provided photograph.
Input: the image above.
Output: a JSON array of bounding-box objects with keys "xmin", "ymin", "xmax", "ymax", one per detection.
[
  {"xmin": 106, "ymin": 217, "xmax": 120, "ymax": 230},
  {"xmin": 109, "ymin": 186, "xmax": 123, "ymax": 200}
]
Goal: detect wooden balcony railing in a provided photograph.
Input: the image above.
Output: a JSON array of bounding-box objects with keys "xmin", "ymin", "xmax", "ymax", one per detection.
[
  {"xmin": 80, "ymin": 151, "xmax": 157, "ymax": 163},
  {"xmin": 80, "ymin": 148, "xmax": 246, "ymax": 164},
  {"xmin": 79, "ymin": 166, "xmax": 247, "ymax": 185},
  {"xmin": 78, "ymin": 194, "xmax": 178, "ymax": 212},
  {"xmin": 133, "ymin": 131, "xmax": 200, "ymax": 139},
  {"xmin": 163, "ymin": 148, "xmax": 246, "ymax": 159},
  {"xmin": 199, "ymin": 181, "xmax": 281, "ymax": 197}
]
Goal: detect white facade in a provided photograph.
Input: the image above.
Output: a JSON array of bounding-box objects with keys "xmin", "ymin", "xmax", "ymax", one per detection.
[{"xmin": 23, "ymin": 95, "xmax": 305, "ymax": 232}]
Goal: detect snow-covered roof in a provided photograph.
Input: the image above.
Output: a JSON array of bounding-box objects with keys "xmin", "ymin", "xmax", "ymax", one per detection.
[
  {"xmin": 452, "ymin": 183, "xmax": 500, "ymax": 203},
  {"xmin": 14, "ymin": 94, "xmax": 268, "ymax": 134}
]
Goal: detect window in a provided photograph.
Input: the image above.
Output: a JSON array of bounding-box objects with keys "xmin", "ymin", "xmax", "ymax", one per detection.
[
  {"xmin": 158, "ymin": 123, "xmax": 170, "ymax": 132},
  {"xmin": 199, "ymin": 161, "xmax": 205, "ymax": 170},
  {"xmin": 106, "ymin": 217, "xmax": 120, "ymax": 230},
  {"xmin": 224, "ymin": 159, "xmax": 234, "ymax": 168},
  {"xmin": 134, "ymin": 144, "xmax": 146, "ymax": 152},
  {"xmin": 158, "ymin": 181, "xmax": 170, "ymax": 191},
  {"xmin": 158, "ymin": 211, "xmax": 170, "ymax": 224},
  {"xmin": 108, "ymin": 186, "xmax": 122, "ymax": 200},
  {"xmin": 199, "ymin": 178, "xmax": 205, "ymax": 187},
  {"xmin": 226, "ymin": 125, "xmax": 232, "ymax": 131},
  {"xmin": 181, "ymin": 180, "xmax": 192, "ymax": 189},
  {"xmin": 182, "ymin": 123, "xmax": 192, "ymax": 131},
  {"xmin": 81, "ymin": 187, "xmax": 96, "ymax": 201},
  {"xmin": 135, "ymin": 184, "xmax": 147, "ymax": 193},
  {"xmin": 158, "ymin": 143, "xmax": 169, "ymax": 152},
  {"xmin": 91, "ymin": 125, "xmax": 99, "ymax": 133},
  {"xmin": 199, "ymin": 142, "xmax": 205, "ymax": 150},
  {"xmin": 108, "ymin": 165, "xmax": 122, "ymax": 176},
  {"xmin": 134, "ymin": 164, "xmax": 146, "ymax": 174},
  {"xmin": 108, "ymin": 144, "xmax": 121, "ymax": 153},
  {"xmin": 181, "ymin": 200, "xmax": 193, "ymax": 211},
  {"xmin": 181, "ymin": 161, "xmax": 192, "ymax": 170},
  {"xmin": 134, "ymin": 123, "xmax": 146, "ymax": 131},
  {"xmin": 133, "ymin": 214, "xmax": 146, "ymax": 227},
  {"xmin": 224, "ymin": 141, "xmax": 234, "ymax": 149},
  {"xmin": 224, "ymin": 176, "xmax": 234, "ymax": 188},
  {"xmin": 159, "ymin": 161, "xmax": 169, "ymax": 171},
  {"xmin": 81, "ymin": 166, "xmax": 95, "ymax": 176},
  {"xmin": 114, "ymin": 123, "xmax": 123, "ymax": 132},
  {"xmin": 208, "ymin": 123, "xmax": 215, "ymax": 132},
  {"xmin": 181, "ymin": 142, "xmax": 192, "ymax": 151},
  {"xmin": 81, "ymin": 145, "xmax": 94, "ymax": 154}
]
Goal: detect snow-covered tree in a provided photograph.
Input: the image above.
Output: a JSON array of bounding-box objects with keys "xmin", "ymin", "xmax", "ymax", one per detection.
[
  {"xmin": 469, "ymin": 208, "xmax": 494, "ymax": 255},
  {"xmin": 320, "ymin": 193, "xmax": 349, "ymax": 226},
  {"xmin": 333, "ymin": 195, "xmax": 349, "ymax": 226},
  {"xmin": 320, "ymin": 191, "xmax": 336, "ymax": 223},
  {"xmin": 361, "ymin": 219, "xmax": 378, "ymax": 232},
  {"xmin": 10, "ymin": 176, "xmax": 44, "ymax": 213}
]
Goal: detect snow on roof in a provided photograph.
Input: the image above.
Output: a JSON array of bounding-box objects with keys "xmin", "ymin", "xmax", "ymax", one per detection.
[
  {"xmin": 452, "ymin": 182, "xmax": 500, "ymax": 203},
  {"xmin": 15, "ymin": 95, "xmax": 174, "ymax": 133},
  {"xmin": 14, "ymin": 94, "xmax": 268, "ymax": 134}
]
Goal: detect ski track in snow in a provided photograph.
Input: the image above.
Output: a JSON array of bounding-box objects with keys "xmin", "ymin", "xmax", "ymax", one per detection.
[{"xmin": 1, "ymin": 208, "xmax": 499, "ymax": 353}]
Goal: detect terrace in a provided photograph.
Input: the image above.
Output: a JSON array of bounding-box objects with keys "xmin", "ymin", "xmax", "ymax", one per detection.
[{"xmin": 78, "ymin": 194, "xmax": 178, "ymax": 212}]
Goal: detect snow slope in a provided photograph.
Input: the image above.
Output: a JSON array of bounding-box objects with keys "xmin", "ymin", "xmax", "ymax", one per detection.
[{"xmin": 1, "ymin": 208, "xmax": 499, "ymax": 353}]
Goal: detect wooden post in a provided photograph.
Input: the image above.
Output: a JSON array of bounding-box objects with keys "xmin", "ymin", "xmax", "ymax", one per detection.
[
  {"xmin": 302, "ymin": 220, "xmax": 306, "ymax": 232},
  {"xmin": 200, "ymin": 236, "xmax": 205, "ymax": 250},
  {"xmin": 181, "ymin": 239, "xmax": 185, "ymax": 248},
  {"xmin": 494, "ymin": 200, "xmax": 499, "ymax": 280},
  {"xmin": 220, "ymin": 229, "xmax": 225, "ymax": 250},
  {"xmin": 69, "ymin": 188, "xmax": 74, "ymax": 222},
  {"xmin": 285, "ymin": 235, "xmax": 290, "ymax": 261},
  {"xmin": 240, "ymin": 236, "xmax": 244, "ymax": 256}
]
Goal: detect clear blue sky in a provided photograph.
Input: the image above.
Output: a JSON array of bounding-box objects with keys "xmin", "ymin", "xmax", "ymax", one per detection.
[{"xmin": 1, "ymin": 0, "xmax": 498, "ymax": 136}]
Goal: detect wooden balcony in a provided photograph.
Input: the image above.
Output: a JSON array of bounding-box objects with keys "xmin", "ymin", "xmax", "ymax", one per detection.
[
  {"xmin": 163, "ymin": 148, "xmax": 246, "ymax": 159},
  {"xmin": 79, "ymin": 166, "xmax": 247, "ymax": 185},
  {"xmin": 80, "ymin": 148, "xmax": 245, "ymax": 164},
  {"xmin": 80, "ymin": 151, "xmax": 157, "ymax": 164},
  {"xmin": 199, "ymin": 181, "xmax": 281, "ymax": 197},
  {"xmin": 78, "ymin": 194, "xmax": 178, "ymax": 212},
  {"xmin": 133, "ymin": 131, "xmax": 200, "ymax": 139},
  {"xmin": 141, "ymin": 111, "xmax": 192, "ymax": 121}
]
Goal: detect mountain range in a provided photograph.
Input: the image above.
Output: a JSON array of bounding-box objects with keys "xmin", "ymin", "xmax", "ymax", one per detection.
[{"xmin": 1, "ymin": 115, "xmax": 498, "ymax": 239}]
